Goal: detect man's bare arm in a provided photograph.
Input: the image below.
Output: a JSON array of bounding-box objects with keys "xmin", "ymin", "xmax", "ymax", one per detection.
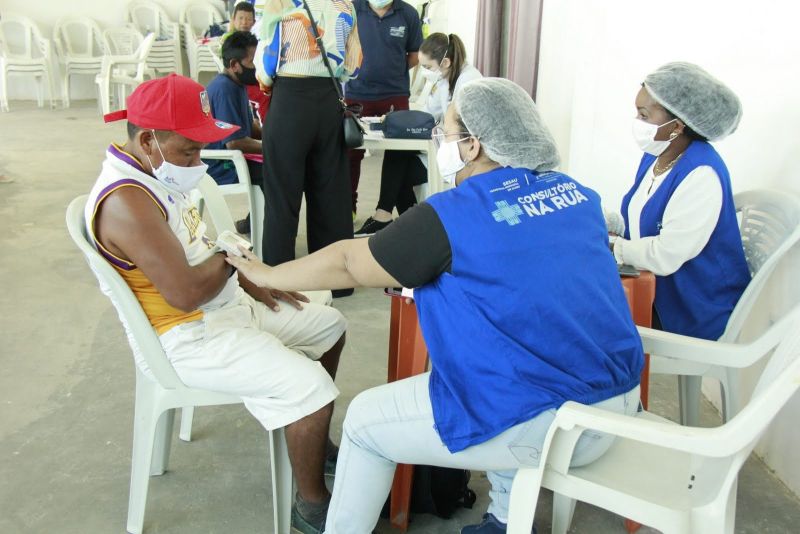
[
  {"xmin": 95, "ymin": 187, "xmax": 231, "ymax": 312},
  {"xmin": 226, "ymin": 136, "xmax": 261, "ymax": 154}
]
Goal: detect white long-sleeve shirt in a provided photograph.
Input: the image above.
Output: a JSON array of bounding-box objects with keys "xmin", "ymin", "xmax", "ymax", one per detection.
[{"xmin": 613, "ymin": 163, "xmax": 723, "ymax": 276}]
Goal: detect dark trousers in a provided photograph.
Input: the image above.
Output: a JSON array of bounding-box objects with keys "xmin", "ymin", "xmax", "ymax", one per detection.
[
  {"xmin": 377, "ymin": 150, "xmax": 427, "ymax": 215},
  {"xmin": 346, "ymin": 95, "xmax": 409, "ymax": 211},
  {"xmin": 262, "ymin": 77, "xmax": 353, "ymax": 266}
]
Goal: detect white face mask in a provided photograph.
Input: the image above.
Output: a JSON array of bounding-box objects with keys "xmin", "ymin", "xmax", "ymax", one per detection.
[
  {"xmin": 632, "ymin": 118, "xmax": 678, "ymax": 156},
  {"xmin": 145, "ymin": 131, "xmax": 208, "ymax": 193},
  {"xmin": 368, "ymin": 0, "xmax": 393, "ymax": 8},
  {"xmin": 420, "ymin": 67, "xmax": 442, "ymax": 83},
  {"xmin": 436, "ymin": 139, "xmax": 467, "ymax": 185}
]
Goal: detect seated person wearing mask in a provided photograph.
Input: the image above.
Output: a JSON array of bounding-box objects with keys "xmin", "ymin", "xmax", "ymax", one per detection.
[
  {"xmin": 607, "ymin": 62, "xmax": 750, "ymax": 340},
  {"xmin": 205, "ymin": 31, "xmax": 263, "ymax": 234},
  {"xmin": 355, "ymin": 31, "xmax": 482, "ymax": 236},
  {"xmin": 87, "ymin": 74, "xmax": 347, "ymax": 532},
  {"xmin": 228, "ymin": 78, "xmax": 644, "ymax": 534},
  {"xmin": 223, "ymin": 2, "xmax": 270, "ymax": 124}
]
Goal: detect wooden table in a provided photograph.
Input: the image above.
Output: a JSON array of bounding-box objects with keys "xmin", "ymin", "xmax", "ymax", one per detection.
[{"xmin": 385, "ymin": 272, "xmax": 656, "ymax": 531}]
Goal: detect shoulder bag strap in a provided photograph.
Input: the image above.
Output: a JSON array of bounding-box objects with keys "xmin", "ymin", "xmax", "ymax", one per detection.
[{"xmin": 301, "ymin": 0, "xmax": 347, "ymax": 109}]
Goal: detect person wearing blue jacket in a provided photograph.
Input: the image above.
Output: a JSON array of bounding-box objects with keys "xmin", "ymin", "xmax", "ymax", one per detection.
[
  {"xmin": 228, "ymin": 78, "xmax": 644, "ymax": 534},
  {"xmin": 608, "ymin": 62, "xmax": 750, "ymax": 341}
]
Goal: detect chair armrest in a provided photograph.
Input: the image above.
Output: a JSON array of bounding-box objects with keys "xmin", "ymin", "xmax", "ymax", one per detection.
[
  {"xmin": 552, "ymin": 403, "xmax": 728, "ymax": 457},
  {"xmin": 638, "ymin": 314, "xmax": 795, "ymax": 368},
  {"xmin": 200, "ymin": 149, "xmax": 252, "ymax": 187}
]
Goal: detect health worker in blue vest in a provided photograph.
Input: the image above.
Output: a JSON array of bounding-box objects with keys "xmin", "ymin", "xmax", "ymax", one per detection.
[
  {"xmin": 607, "ymin": 62, "xmax": 750, "ymax": 341},
  {"xmin": 227, "ymin": 78, "xmax": 644, "ymax": 534}
]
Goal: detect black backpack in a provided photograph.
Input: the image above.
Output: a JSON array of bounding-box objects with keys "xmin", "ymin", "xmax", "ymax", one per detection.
[{"xmin": 382, "ymin": 466, "xmax": 477, "ymax": 520}]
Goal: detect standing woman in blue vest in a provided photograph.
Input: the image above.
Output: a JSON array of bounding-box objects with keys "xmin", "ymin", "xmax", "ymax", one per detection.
[
  {"xmin": 228, "ymin": 78, "xmax": 644, "ymax": 534},
  {"xmin": 608, "ymin": 62, "xmax": 750, "ymax": 341}
]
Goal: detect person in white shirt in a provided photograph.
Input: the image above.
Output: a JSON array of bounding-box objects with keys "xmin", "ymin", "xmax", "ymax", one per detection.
[
  {"xmin": 607, "ymin": 62, "xmax": 750, "ymax": 340},
  {"xmin": 354, "ymin": 32, "xmax": 482, "ymax": 236}
]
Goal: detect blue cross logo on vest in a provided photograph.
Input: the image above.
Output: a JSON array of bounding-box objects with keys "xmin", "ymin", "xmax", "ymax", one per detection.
[{"xmin": 491, "ymin": 200, "xmax": 523, "ymax": 226}]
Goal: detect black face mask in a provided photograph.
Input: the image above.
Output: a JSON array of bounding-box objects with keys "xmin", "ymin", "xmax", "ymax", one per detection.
[{"xmin": 237, "ymin": 65, "xmax": 258, "ymax": 86}]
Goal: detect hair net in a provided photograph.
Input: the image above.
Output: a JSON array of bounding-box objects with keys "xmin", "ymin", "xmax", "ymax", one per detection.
[
  {"xmin": 454, "ymin": 78, "xmax": 560, "ymax": 171},
  {"xmin": 644, "ymin": 62, "xmax": 742, "ymax": 141}
]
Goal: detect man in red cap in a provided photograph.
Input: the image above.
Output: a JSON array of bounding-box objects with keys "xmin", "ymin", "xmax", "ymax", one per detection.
[{"xmin": 85, "ymin": 74, "xmax": 346, "ymax": 530}]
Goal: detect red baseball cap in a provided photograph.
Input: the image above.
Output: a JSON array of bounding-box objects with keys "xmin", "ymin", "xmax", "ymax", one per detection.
[{"xmin": 104, "ymin": 73, "xmax": 240, "ymax": 143}]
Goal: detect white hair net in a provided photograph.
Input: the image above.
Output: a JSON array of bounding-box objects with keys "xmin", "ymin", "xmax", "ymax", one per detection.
[
  {"xmin": 454, "ymin": 78, "xmax": 560, "ymax": 171},
  {"xmin": 644, "ymin": 62, "xmax": 742, "ymax": 141}
]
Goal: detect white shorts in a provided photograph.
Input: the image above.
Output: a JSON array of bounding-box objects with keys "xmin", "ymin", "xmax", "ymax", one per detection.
[{"xmin": 158, "ymin": 289, "xmax": 346, "ymax": 430}]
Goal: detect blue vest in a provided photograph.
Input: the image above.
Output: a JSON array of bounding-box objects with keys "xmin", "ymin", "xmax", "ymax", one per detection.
[
  {"xmin": 417, "ymin": 167, "xmax": 644, "ymax": 453},
  {"xmin": 621, "ymin": 141, "xmax": 750, "ymax": 340}
]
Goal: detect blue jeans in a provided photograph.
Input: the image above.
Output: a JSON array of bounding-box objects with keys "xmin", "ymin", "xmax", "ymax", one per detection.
[{"xmin": 324, "ymin": 373, "xmax": 640, "ymax": 533}]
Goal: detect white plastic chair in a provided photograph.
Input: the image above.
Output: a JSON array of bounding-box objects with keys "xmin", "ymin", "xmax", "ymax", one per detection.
[
  {"xmin": 127, "ymin": 1, "xmax": 184, "ymax": 76},
  {"xmin": 0, "ymin": 14, "xmax": 57, "ymax": 112},
  {"xmin": 180, "ymin": 1, "xmax": 226, "ymax": 81},
  {"xmin": 506, "ymin": 306, "xmax": 800, "ymax": 534},
  {"xmin": 200, "ymin": 149, "xmax": 265, "ymax": 259},
  {"xmin": 53, "ymin": 16, "xmax": 105, "ymax": 108},
  {"xmin": 408, "ymin": 65, "xmax": 435, "ymax": 110},
  {"xmin": 65, "ymin": 195, "xmax": 292, "ymax": 534},
  {"xmin": 96, "ymin": 29, "xmax": 155, "ymax": 115},
  {"xmin": 649, "ymin": 189, "xmax": 800, "ymax": 426}
]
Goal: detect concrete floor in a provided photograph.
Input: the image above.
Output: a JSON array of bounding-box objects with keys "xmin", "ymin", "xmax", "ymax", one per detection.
[{"xmin": 1, "ymin": 101, "xmax": 798, "ymax": 534}]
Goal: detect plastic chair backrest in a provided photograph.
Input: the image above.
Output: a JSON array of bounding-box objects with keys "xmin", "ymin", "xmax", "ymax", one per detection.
[
  {"xmin": 718, "ymin": 308, "xmax": 800, "ymax": 459},
  {"xmin": 54, "ymin": 16, "xmax": 104, "ymax": 58},
  {"xmin": 196, "ymin": 175, "xmax": 237, "ymax": 233},
  {"xmin": 66, "ymin": 195, "xmax": 186, "ymax": 390},
  {"xmin": 180, "ymin": 1, "xmax": 226, "ymax": 36},
  {"xmin": 0, "ymin": 14, "xmax": 49, "ymax": 59},
  {"xmin": 127, "ymin": 1, "xmax": 175, "ymax": 39},
  {"xmin": 103, "ymin": 27, "xmax": 144, "ymax": 56},
  {"xmin": 135, "ymin": 33, "xmax": 157, "ymax": 63},
  {"xmin": 721, "ymin": 189, "xmax": 800, "ymax": 341}
]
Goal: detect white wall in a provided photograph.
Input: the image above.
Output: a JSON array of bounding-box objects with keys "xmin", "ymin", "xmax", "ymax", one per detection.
[
  {"xmin": 422, "ymin": 0, "xmax": 478, "ymax": 65},
  {"xmin": 537, "ymin": 0, "xmax": 800, "ymax": 495}
]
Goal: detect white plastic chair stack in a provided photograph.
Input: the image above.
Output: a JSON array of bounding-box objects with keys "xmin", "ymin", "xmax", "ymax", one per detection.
[
  {"xmin": 199, "ymin": 149, "xmax": 265, "ymax": 259},
  {"xmin": 53, "ymin": 16, "xmax": 105, "ymax": 108},
  {"xmin": 65, "ymin": 194, "xmax": 292, "ymax": 534},
  {"xmin": 0, "ymin": 14, "xmax": 58, "ymax": 112},
  {"xmin": 648, "ymin": 189, "xmax": 800, "ymax": 426},
  {"xmin": 180, "ymin": 1, "xmax": 226, "ymax": 81},
  {"xmin": 507, "ymin": 306, "xmax": 800, "ymax": 534},
  {"xmin": 127, "ymin": 1, "xmax": 184, "ymax": 76},
  {"xmin": 96, "ymin": 29, "xmax": 156, "ymax": 115}
]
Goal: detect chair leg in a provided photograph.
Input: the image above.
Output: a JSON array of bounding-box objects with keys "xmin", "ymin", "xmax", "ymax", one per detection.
[
  {"xmin": 678, "ymin": 375, "xmax": 702, "ymax": 426},
  {"xmin": 552, "ymin": 493, "xmax": 577, "ymax": 534},
  {"xmin": 507, "ymin": 468, "xmax": 543, "ymax": 534},
  {"xmin": 179, "ymin": 406, "xmax": 194, "ymax": 442},
  {"xmin": 35, "ymin": 75, "xmax": 44, "ymax": 108},
  {"xmin": 150, "ymin": 408, "xmax": 175, "ymax": 476},
  {"xmin": 720, "ymin": 370, "xmax": 741, "ymax": 423},
  {"xmin": 127, "ymin": 388, "xmax": 162, "ymax": 534},
  {"xmin": 63, "ymin": 72, "xmax": 71, "ymax": 108},
  {"xmin": 269, "ymin": 428, "xmax": 293, "ymax": 534},
  {"xmin": 0, "ymin": 69, "xmax": 8, "ymax": 112}
]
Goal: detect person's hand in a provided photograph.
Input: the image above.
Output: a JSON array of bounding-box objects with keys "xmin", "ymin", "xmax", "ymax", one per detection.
[
  {"xmin": 260, "ymin": 289, "xmax": 310, "ymax": 312},
  {"xmin": 225, "ymin": 246, "xmax": 273, "ymax": 287}
]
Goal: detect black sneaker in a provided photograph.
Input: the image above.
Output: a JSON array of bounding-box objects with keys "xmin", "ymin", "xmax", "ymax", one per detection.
[
  {"xmin": 235, "ymin": 214, "xmax": 250, "ymax": 235},
  {"xmin": 354, "ymin": 217, "xmax": 392, "ymax": 237},
  {"xmin": 331, "ymin": 288, "xmax": 354, "ymax": 298}
]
